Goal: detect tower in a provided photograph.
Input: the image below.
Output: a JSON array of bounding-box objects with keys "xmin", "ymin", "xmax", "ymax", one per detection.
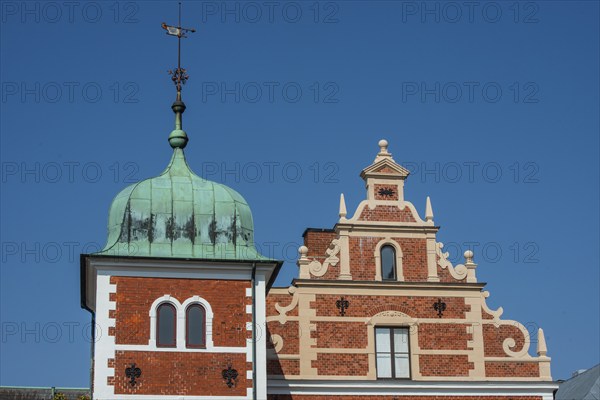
[{"xmin": 80, "ymin": 8, "xmax": 282, "ymax": 399}]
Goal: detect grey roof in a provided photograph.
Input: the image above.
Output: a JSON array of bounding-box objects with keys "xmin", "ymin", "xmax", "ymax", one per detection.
[
  {"xmin": 556, "ymin": 364, "xmax": 600, "ymax": 400},
  {"xmin": 0, "ymin": 387, "xmax": 90, "ymax": 400}
]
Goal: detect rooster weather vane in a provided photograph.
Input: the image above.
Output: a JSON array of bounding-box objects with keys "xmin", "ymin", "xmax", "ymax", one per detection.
[{"xmin": 161, "ymin": 2, "xmax": 196, "ymax": 93}]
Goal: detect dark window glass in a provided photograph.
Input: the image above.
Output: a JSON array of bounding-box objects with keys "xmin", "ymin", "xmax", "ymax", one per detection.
[
  {"xmin": 375, "ymin": 327, "xmax": 410, "ymax": 378},
  {"xmin": 381, "ymin": 245, "xmax": 396, "ymax": 280},
  {"xmin": 157, "ymin": 303, "xmax": 176, "ymax": 347},
  {"xmin": 186, "ymin": 304, "xmax": 206, "ymax": 348}
]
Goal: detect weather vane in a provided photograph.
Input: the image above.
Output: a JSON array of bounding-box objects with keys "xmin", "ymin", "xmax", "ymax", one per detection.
[{"xmin": 162, "ymin": 2, "xmax": 196, "ymax": 94}]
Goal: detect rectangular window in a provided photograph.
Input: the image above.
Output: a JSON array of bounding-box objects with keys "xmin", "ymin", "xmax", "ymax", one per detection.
[{"xmin": 375, "ymin": 327, "xmax": 410, "ymax": 379}]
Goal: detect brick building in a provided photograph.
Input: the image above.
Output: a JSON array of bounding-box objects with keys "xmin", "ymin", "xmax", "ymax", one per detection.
[
  {"xmin": 81, "ymin": 131, "xmax": 558, "ymax": 399},
  {"xmin": 79, "ymin": 32, "xmax": 557, "ymax": 400},
  {"xmin": 265, "ymin": 141, "xmax": 557, "ymax": 399}
]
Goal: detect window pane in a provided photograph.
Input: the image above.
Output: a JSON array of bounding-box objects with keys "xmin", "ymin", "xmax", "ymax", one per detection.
[
  {"xmin": 394, "ymin": 354, "xmax": 410, "ymax": 378},
  {"xmin": 157, "ymin": 304, "xmax": 176, "ymax": 346},
  {"xmin": 381, "ymin": 246, "xmax": 396, "ymax": 280},
  {"xmin": 394, "ymin": 328, "xmax": 409, "ymax": 353},
  {"xmin": 187, "ymin": 305, "xmax": 205, "ymax": 347},
  {"xmin": 376, "ymin": 328, "xmax": 391, "ymax": 352},
  {"xmin": 376, "ymin": 354, "xmax": 392, "ymax": 378}
]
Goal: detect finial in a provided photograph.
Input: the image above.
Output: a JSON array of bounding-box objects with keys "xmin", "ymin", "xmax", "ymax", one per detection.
[
  {"xmin": 537, "ymin": 328, "xmax": 548, "ymax": 356},
  {"xmin": 464, "ymin": 250, "xmax": 474, "ymax": 264},
  {"xmin": 374, "ymin": 139, "xmax": 394, "ymax": 162},
  {"xmin": 425, "ymin": 196, "xmax": 434, "ymax": 222},
  {"xmin": 162, "ymin": 2, "xmax": 196, "ymax": 149},
  {"xmin": 464, "ymin": 250, "xmax": 477, "ymax": 283},
  {"xmin": 339, "ymin": 193, "xmax": 347, "ymax": 219},
  {"xmin": 299, "ymin": 246, "xmax": 309, "ymax": 260},
  {"xmin": 378, "ymin": 139, "xmax": 391, "ymax": 156}
]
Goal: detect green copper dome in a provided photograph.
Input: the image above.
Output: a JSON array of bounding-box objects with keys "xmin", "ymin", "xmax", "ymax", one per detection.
[{"xmin": 99, "ymin": 148, "xmax": 269, "ymax": 260}]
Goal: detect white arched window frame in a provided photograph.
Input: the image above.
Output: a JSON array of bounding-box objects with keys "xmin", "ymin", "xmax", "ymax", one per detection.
[
  {"xmin": 374, "ymin": 239, "xmax": 404, "ymax": 281},
  {"xmin": 181, "ymin": 296, "xmax": 214, "ymax": 349},
  {"xmin": 149, "ymin": 295, "xmax": 214, "ymax": 350}
]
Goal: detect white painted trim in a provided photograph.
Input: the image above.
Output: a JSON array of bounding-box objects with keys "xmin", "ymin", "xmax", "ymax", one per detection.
[
  {"xmin": 93, "ymin": 275, "xmax": 116, "ymax": 399},
  {"xmin": 254, "ymin": 273, "xmax": 268, "ymax": 400},
  {"xmin": 114, "ymin": 345, "xmax": 247, "ymax": 353},
  {"xmin": 267, "ymin": 379, "xmax": 558, "ymax": 398}
]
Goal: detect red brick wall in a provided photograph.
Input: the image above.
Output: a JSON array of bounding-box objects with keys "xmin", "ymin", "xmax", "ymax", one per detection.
[
  {"xmin": 485, "ymin": 362, "xmax": 540, "ymax": 377},
  {"xmin": 111, "ymin": 276, "xmax": 250, "ymax": 347},
  {"xmin": 312, "ymin": 353, "xmax": 369, "ymax": 376},
  {"xmin": 312, "ymin": 294, "xmax": 469, "ymax": 319},
  {"xmin": 358, "ymin": 205, "xmax": 416, "ymax": 222},
  {"xmin": 112, "ymin": 350, "xmax": 249, "ymax": 396},
  {"xmin": 418, "ymin": 323, "xmax": 471, "ymax": 350},
  {"xmin": 303, "ymin": 230, "xmax": 337, "ymax": 258},
  {"xmin": 419, "ymin": 354, "xmax": 473, "ymax": 376},
  {"xmin": 267, "ymin": 359, "xmax": 300, "ymax": 376},
  {"xmin": 314, "ymin": 321, "xmax": 368, "ymax": 349}
]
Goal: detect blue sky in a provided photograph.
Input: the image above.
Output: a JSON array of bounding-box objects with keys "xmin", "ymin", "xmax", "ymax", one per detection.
[{"xmin": 1, "ymin": 0, "xmax": 598, "ymax": 387}]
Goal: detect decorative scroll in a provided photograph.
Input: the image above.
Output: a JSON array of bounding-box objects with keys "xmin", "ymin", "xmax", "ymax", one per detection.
[
  {"xmin": 481, "ymin": 291, "xmax": 504, "ymax": 320},
  {"xmin": 273, "ymin": 286, "xmax": 299, "ymax": 325},
  {"xmin": 308, "ymin": 239, "xmax": 340, "ymax": 277},
  {"xmin": 481, "ymin": 292, "xmax": 531, "ymax": 359},
  {"xmin": 436, "ymin": 242, "xmax": 468, "ymax": 280},
  {"xmin": 269, "ymin": 334, "xmax": 284, "ymax": 353}
]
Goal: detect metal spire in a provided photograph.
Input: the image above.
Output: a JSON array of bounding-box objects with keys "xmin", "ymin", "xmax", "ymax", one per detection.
[{"xmin": 162, "ymin": 2, "xmax": 196, "ymax": 149}]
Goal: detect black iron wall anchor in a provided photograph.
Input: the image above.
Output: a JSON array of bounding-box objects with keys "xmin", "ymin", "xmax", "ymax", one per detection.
[
  {"xmin": 222, "ymin": 364, "xmax": 238, "ymax": 388},
  {"xmin": 125, "ymin": 363, "xmax": 141, "ymax": 386},
  {"xmin": 433, "ymin": 298, "xmax": 446, "ymax": 318},
  {"xmin": 336, "ymin": 297, "xmax": 350, "ymax": 316}
]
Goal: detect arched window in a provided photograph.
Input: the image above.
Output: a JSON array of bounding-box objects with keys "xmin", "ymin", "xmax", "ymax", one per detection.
[
  {"xmin": 186, "ymin": 304, "xmax": 206, "ymax": 348},
  {"xmin": 381, "ymin": 245, "xmax": 396, "ymax": 281},
  {"xmin": 156, "ymin": 303, "xmax": 176, "ymax": 347}
]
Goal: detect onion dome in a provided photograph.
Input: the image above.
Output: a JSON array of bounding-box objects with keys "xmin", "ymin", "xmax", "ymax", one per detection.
[{"xmin": 97, "ymin": 92, "xmax": 270, "ymax": 261}]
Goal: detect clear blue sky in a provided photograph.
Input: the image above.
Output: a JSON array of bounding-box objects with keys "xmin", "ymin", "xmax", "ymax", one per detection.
[{"xmin": 1, "ymin": 0, "xmax": 598, "ymax": 387}]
